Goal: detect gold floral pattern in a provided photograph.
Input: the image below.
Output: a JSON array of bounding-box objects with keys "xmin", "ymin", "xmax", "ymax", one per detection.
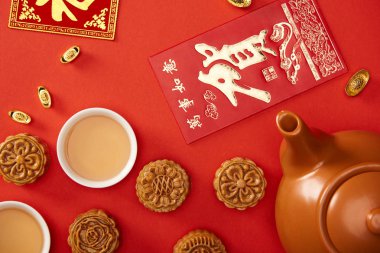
[
  {"xmin": 174, "ymin": 230, "xmax": 227, "ymax": 253},
  {"xmin": 136, "ymin": 160, "xmax": 190, "ymax": 212},
  {"xmin": 0, "ymin": 134, "xmax": 48, "ymax": 185},
  {"xmin": 84, "ymin": 8, "xmax": 108, "ymax": 30},
  {"xmin": 9, "ymin": 0, "xmax": 119, "ymax": 40},
  {"xmin": 288, "ymin": 0, "xmax": 343, "ymax": 77},
  {"xmin": 19, "ymin": 0, "xmax": 41, "ymax": 22},
  {"xmin": 68, "ymin": 209, "xmax": 119, "ymax": 253},
  {"xmin": 214, "ymin": 157, "xmax": 266, "ymax": 210}
]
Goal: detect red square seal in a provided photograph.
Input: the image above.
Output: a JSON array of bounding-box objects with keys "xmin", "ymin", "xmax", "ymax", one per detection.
[{"xmin": 262, "ymin": 66, "xmax": 278, "ymax": 82}]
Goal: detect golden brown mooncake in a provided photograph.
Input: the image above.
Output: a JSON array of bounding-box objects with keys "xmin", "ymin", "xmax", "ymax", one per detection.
[
  {"xmin": 68, "ymin": 209, "xmax": 119, "ymax": 253},
  {"xmin": 174, "ymin": 230, "xmax": 227, "ymax": 253},
  {"xmin": 0, "ymin": 133, "xmax": 48, "ymax": 185},
  {"xmin": 214, "ymin": 157, "xmax": 267, "ymax": 210},
  {"xmin": 136, "ymin": 159, "xmax": 190, "ymax": 212}
]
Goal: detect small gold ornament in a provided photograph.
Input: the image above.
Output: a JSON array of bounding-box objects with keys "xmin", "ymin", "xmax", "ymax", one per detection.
[
  {"xmin": 8, "ymin": 110, "xmax": 31, "ymax": 124},
  {"xmin": 227, "ymin": 0, "xmax": 252, "ymax": 8},
  {"xmin": 60, "ymin": 46, "xmax": 80, "ymax": 63},
  {"xmin": 37, "ymin": 86, "xmax": 52, "ymax": 108},
  {"xmin": 345, "ymin": 69, "xmax": 370, "ymax": 96}
]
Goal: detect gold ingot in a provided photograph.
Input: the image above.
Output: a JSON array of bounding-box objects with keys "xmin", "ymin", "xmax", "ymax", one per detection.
[
  {"xmin": 38, "ymin": 86, "xmax": 52, "ymax": 108},
  {"xmin": 60, "ymin": 46, "xmax": 80, "ymax": 64},
  {"xmin": 227, "ymin": 0, "xmax": 252, "ymax": 7},
  {"xmin": 8, "ymin": 110, "xmax": 31, "ymax": 124},
  {"xmin": 345, "ymin": 69, "xmax": 370, "ymax": 96}
]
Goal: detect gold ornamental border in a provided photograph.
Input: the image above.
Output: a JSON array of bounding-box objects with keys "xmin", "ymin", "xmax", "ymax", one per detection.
[{"xmin": 8, "ymin": 0, "xmax": 119, "ymax": 41}]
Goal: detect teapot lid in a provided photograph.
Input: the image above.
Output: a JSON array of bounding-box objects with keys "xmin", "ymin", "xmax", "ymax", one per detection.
[{"xmin": 319, "ymin": 164, "xmax": 380, "ymax": 253}]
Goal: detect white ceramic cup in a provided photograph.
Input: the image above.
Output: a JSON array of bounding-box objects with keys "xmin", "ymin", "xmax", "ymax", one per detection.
[
  {"xmin": 0, "ymin": 201, "xmax": 50, "ymax": 253},
  {"xmin": 57, "ymin": 108, "xmax": 138, "ymax": 188}
]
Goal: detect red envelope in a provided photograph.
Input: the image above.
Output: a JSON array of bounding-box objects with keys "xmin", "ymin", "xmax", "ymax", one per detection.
[
  {"xmin": 150, "ymin": 0, "xmax": 347, "ymax": 144},
  {"xmin": 8, "ymin": 0, "xmax": 119, "ymax": 40}
]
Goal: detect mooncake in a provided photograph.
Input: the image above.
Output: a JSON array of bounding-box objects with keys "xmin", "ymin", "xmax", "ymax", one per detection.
[
  {"xmin": 136, "ymin": 159, "xmax": 190, "ymax": 212},
  {"xmin": 68, "ymin": 209, "xmax": 119, "ymax": 253},
  {"xmin": 213, "ymin": 157, "xmax": 266, "ymax": 210},
  {"xmin": 0, "ymin": 134, "xmax": 48, "ymax": 185},
  {"xmin": 174, "ymin": 230, "xmax": 227, "ymax": 253}
]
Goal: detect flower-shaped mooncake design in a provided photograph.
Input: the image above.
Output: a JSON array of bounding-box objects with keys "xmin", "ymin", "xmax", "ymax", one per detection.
[
  {"xmin": 174, "ymin": 230, "xmax": 227, "ymax": 253},
  {"xmin": 136, "ymin": 159, "xmax": 190, "ymax": 212},
  {"xmin": 68, "ymin": 209, "xmax": 119, "ymax": 253},
  {"xmin": 214, "ymin": 157, "xmax": 267, "ymax": 210},
  {"xmin": 0, "ymin": 134, "xmax": 48, "ymax": 185}
]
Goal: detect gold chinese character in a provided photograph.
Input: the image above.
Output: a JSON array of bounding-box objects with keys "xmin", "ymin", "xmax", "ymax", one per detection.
[{"xmin": 36, "ymin": 0, "xmax": 95, "ymax": 22}]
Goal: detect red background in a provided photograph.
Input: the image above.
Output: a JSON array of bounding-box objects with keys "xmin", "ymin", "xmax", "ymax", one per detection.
[{"xmin": 0, "ymin": 0, "xmax": 379, "ymax": 252}]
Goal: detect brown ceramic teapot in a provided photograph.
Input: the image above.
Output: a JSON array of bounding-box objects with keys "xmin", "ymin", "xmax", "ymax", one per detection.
[{"xmin": 275, "ymin": 111, "xmax": 380, "ymax": 253}]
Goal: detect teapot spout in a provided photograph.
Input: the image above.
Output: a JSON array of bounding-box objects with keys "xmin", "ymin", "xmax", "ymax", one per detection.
[{"xmin": 276, "ymin": 111, "xmax": 331, "ymax": 176}]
